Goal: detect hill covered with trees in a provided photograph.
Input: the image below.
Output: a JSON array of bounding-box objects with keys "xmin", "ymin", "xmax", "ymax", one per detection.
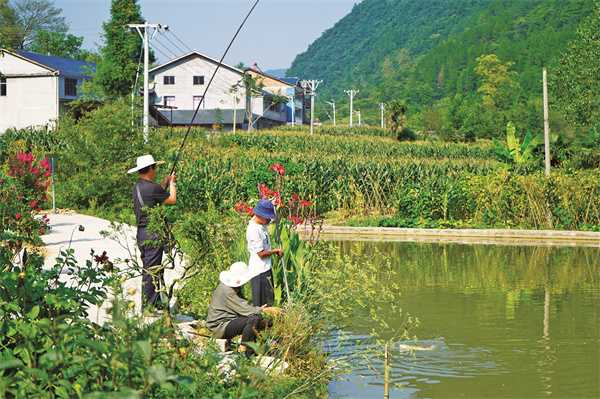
[{"xmin": 287, "ymin": 0, "xmax": 596, "ymax": 139}]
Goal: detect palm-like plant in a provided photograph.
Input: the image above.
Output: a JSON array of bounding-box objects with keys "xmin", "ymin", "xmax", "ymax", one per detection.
[{"xmin": 494, "ymin": 122, "xmax": 543, "ymax": 165}]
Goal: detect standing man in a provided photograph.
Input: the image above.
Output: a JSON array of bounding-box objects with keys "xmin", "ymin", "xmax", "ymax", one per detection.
[
  {"xmin": 128, "ymin": 155, "xmax": 176, "ymax": 310},
  {"xmin": 246, "ymin": 199, "xmax": 283, "ymax": 307}
]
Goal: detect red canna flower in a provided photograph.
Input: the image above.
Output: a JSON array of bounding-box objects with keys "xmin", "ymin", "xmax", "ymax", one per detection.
[
  {"xmin": 300, "ymin": 200, "xmax": 313, "ymax": 208},
  {"xmin": 15, "ymin": 213, "xmax": 22, "ymax": 220},
  {"xmin": 272, "ymin": 192, "xmax": 282, "ymax": 208},
  {"xmin": 234, "ymin": 202, "xmax": 253, "ymax": 216},
  {"xmin": 29, "ymin": 199, "xmax": 39, "ymax": 209},
  {"xmin": 288, "ymin": 216, "xmax": 304, "ymax": 226},
  {"xmin": 270, "ymin": 163, "xmax": 285, "ymax": 176},
  {"xmin": 30, "ymin": 167, "xmax": 40, "ymax": 176},
  {"xmin": 291, "ymin": 193, "xmax": 300, "ymax": 202},
  {"xmin": 258, "ymin": 183, "xmax": 274, "ymax": 199}
]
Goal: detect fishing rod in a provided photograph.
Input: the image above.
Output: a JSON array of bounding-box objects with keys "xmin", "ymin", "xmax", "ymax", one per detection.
[{"xmin": 167, "ymin": 0, "xmax": 261, "ymax": 177}]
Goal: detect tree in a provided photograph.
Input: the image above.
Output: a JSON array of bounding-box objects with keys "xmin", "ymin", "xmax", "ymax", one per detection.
[
  {"xmin": 29, "ymin": 30, "xmax": 83, "ymax": 59},
  {"xmin": 474, "ymin": 54, "xmax": 519, "ymax": 110},
  {"xmin": 13, "ymin": 0, "xmax": 68, "ymax": 48},
  {"xmin": 95, "ymin": 0, "xmax": 146, "ymax": 98},
  {"xmin": 554, "ymin": 2, "xmax": 600, "ymax": 130},
  {"xmin": 0, "ymin": 0, "xmax": 22, "ymax": 49}
]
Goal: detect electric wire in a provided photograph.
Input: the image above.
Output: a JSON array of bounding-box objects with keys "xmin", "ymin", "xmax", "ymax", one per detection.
[
  {"xmin": 167, "ymin": 29, "xmax": 194, "ymax": 53},
  {"xmin": 168, "ymin": 0, "xmax": 261, "ymax": 176},
  {"xmin": 157, "ymin": 30, "xmax": 188, "ymax": 56}
]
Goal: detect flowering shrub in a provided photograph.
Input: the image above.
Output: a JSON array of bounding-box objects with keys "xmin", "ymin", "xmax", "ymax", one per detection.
[
  {"xmin": 1, "ymin": 152, "xmax": 51, "ymax": 252},
  {"xmin": 234, "ymin": 163, "xmax": 322, "ymax": 304}
]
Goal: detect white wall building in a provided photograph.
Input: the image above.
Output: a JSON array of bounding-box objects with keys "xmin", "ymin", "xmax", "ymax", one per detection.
[
  {"xmin": 0, "ymin": 49, "xmax": 94, "ymax": 133},
  {"xmin": 149, "ymin": 51, "xmax": 300, "ymax": 129}
]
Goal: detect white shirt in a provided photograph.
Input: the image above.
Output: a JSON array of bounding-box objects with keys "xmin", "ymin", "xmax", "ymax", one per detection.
[{"xmin": 246, "ymin": 219, "xmax": 272, "ymax": 276}]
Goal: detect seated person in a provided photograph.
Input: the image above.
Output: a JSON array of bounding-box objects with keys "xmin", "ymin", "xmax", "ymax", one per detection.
[{"xmin": 206, "ymin": 262, "xmax": 280, "ymax": 355}]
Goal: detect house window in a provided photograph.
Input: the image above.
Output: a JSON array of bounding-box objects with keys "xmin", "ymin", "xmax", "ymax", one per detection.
[
  {"xmin": 164, "ymin": 96, "xmax": 176, "ymax": 107},
  {"xmin": 164, "ymin": 76, "xmax": 175, "ymax": 85},
  {"xmin": 193, "ymin": 95, "xmax": 204, "ymax": 110},
  {"xmin": 64, "ymin": 78, "xmax": 77, "ymax": 97},
  {"xmin": 193, "ymin": 76, "xmax": 205, "ymax": 85},
  {"xmin": 0, "ymin": 77, "xmax": 6, "ymax": 96}
]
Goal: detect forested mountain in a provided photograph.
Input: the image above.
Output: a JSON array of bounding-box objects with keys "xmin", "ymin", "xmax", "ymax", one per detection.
[{"xmin": 287, "ymin": 0, "xmax": 596, "ymax": 138}]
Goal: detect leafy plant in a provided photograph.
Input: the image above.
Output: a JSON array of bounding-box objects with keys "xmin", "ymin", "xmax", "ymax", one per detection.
[{"xmin": 493, "ymin": 122, "xmax": 543, "ymax": 165}]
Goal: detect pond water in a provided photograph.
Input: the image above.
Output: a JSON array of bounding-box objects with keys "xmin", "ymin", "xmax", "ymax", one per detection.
[{"xmin": 327, "ymin": 242, "xmax": 600, "ymax": 399}]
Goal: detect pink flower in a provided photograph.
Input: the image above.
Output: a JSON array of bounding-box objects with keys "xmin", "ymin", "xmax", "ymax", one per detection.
[
  {"xmin": 29, "ymin": 199, "xmax": 39, "ymax": 209},
  {"xmin": 30, "ymin": 167, "xmax": 40, "ymax": 176},
  {"xmin": 15, "ymin": 213, "xmax": 22, "ymax": 220},
  {"xmin": 44, "ymin": 170, "xmax": 51, "ymax": 177},
  {"xmin": 40, "ymin": 157, "xmax": 51, "ymax": 171},
  {"xmin": 17, "ymin": 152, "xmax": 33, "ymax": 164}
]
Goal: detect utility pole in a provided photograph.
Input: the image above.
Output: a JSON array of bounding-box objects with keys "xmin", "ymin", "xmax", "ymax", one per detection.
[
  {"xmin": 300, "ymin": 79, "xmax": 322, "ymax": 135},
  {"xmin": 128, "ymin": 23, "xmax": 165, "ymax": 142},
  {"xmin": 380, "ymin": 103, "xmax": 385, "ymax": 129},
  {"xmin": 326, "ymin": 100, "xmax": 336, "ymax": 126},
  {"xmin": 345, "ymin": 89, "xmax": 359, "ymax": 127},
  {"xmin": 232, "ymin": 94, "xmax": 239, "ymax": 133},
  {"xmin": 289, "ymin": 95, "xmax": 296, "ymax": 126},
  {"xmin": 543, "ymin": 67, "xmax": 551, "ymax": 177}
]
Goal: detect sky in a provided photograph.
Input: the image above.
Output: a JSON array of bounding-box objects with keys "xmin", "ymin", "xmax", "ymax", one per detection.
[{"xmin": 53, "ymin": 0, "xmax": 359, "ymax": 70}]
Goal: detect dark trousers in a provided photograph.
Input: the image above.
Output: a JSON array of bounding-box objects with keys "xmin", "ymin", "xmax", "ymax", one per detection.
[
  {"xmin": 223, "ymin": 314, "xmax": 271, "ymax": 353},
  {"xmin": 251, "ymin": 269, "xmax": 274, "ymax": 307},
  {"xmin": 137, "ymin": 227, "xmax": 164, "ymax": 308}
]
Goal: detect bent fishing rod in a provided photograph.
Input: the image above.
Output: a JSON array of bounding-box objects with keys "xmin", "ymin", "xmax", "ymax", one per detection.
[{"xmin": 167, "ymin": 0, "xmax": 261, "ymax": 178}]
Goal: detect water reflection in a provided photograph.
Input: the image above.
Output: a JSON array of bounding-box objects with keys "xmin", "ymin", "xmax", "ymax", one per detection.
[{"xmin": 327, "ymin": 242, "xmax": 600, "ymax": 399}]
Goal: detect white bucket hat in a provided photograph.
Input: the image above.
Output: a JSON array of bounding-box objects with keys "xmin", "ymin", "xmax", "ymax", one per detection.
[
  {"xmin": 127, "ymin": 155, "xmax": 165, "ymax": 174},
  {"xmin": 219, "ymin": 262, "xmax": 253, "ymax": 288}
]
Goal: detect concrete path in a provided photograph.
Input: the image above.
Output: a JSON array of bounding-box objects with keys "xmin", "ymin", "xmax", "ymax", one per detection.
[{"xmin": 41, "ymin": 212, "xmax": 184, "ymax": 325}]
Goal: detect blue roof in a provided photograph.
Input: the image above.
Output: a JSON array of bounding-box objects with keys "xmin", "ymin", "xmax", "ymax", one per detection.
[
  {"xmin": 282, "ymin": 77, "xmax": 299, "ymax": 85},
  {"xmin": 16, "ymin": 50, "xmax": 95, "ymax": 78}
]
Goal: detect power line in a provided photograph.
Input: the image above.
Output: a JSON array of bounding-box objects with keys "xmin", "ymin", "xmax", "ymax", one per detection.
[
  {"xmin": 166, "ymin": 29, "xmax": 193, "ymax": 53},
  {"xmin": 157, "ymin": 30, "xmax": 188, "ymax": 56}
]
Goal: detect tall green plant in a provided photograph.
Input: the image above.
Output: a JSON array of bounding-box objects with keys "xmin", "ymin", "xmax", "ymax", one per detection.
[{"xmin": 493, "ymin": 122, "xmax": 543, "ymax": 165}]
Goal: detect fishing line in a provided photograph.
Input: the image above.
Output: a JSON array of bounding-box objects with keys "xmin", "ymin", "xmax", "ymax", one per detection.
[{"xmin": 168, "ymin": 0, "xmax": 261, "ymax": 177}]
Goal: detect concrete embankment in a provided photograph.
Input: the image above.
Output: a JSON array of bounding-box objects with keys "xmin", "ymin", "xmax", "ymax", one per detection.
[{"xmin": 301, "ymin": 225, "xmax": 600, "ymax": 248}]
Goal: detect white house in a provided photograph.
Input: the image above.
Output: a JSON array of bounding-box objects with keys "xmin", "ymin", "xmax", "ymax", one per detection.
[
  {"xmin": 0, "ymin": 49, "xmax": 95, "ymax": 133},
  {"xmin": 149, "ymin": 51, "xmax": 303, "ymax": 129}
]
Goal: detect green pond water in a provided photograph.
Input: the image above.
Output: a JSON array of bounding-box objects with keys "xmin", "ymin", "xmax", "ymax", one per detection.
[{"xmin": 327, "ymin": 242, "xmax": 600, "ymax": 399}]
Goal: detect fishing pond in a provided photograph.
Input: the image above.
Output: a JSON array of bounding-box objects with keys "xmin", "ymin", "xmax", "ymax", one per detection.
[{"xmin": 326, "ymin": 241, "xmax": 600, "ymax": 398}]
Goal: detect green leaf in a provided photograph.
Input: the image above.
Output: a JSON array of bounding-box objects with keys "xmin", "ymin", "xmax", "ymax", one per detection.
[
  {"xmin": 0, "ymin": 358, "xmax": 23, "ymax": 371},
  {"xmin": 27, "ymin": 305, "xmax": 40, "ymax": 320},
  {"xmin": 135, "ymin": 340, "xmax": 152, "ymax": 363}
]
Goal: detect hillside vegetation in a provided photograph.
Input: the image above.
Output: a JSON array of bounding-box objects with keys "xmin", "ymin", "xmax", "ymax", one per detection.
[{"xmin": 287, "ymin": 0, "xmax": 596, "ymax": 138}]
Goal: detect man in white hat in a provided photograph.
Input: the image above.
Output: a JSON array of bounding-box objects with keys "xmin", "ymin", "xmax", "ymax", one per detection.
[
  {"xmin": 206, "ymin": 262, "xmax": 281, "ymax": 355},
  {"xmin": 128, "ymin": 155, "xmax": 176, "ymax": 309}
]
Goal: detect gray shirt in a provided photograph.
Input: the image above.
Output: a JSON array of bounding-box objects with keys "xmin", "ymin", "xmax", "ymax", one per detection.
[
  {"xmin": 206, "ymin": 283, "xmax": 262, "ymax": 338},
  {"xmin": 133, "ymin": 179, "xmax": 169, "ymax": 228}
]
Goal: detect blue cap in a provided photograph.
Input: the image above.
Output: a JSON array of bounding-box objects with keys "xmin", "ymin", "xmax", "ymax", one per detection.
[{"xmin": 253, "ymin": 199, "xmax": 276, "ymax": 220}]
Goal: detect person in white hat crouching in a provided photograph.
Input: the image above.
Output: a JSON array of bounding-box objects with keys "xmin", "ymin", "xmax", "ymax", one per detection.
[
  {"xmin": 206, "ymin": 262, "xmax": 281, "ymax": 356},
  {"xmin": 128, "ymin": 155, "xmax": 176, "ymax": 310}
]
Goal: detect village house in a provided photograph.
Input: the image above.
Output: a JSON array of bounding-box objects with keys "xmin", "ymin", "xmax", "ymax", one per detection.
[
  {"xmin": 148, "ymin": 51, "xmax": 304, "ymax": 129},
  {"xmin": 0, "ymin": 49, "xmax": 95, "ymax": 133}
]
